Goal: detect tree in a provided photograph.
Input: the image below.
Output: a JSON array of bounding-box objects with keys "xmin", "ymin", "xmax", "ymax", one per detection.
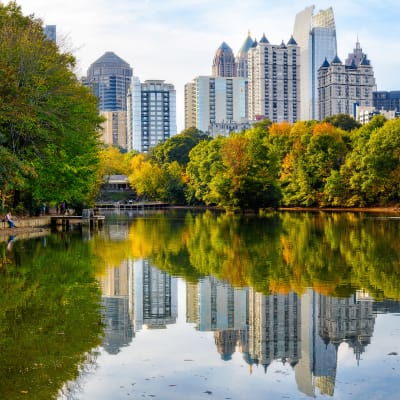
[
  {"xmin": 0, "ymin": 2, "xmax": 102, "ymax": 211},
  {"xmin": 186, "ymin": 136, "xmax": 226, "ymax": 205},
  {"xmin": 281, "ymin": 122, "xmax": 348, "ymax": 206},
  {"xmin": 128, "ymin": 155, "xmax": 186, "ymax": 203},
  {"xmin": 361, "ymin": 119, "xmax": 400, "ymax": 203},
  {"xmin": 324, "ymin": 113, "xmax": 361, "ymax": 131},
  {"xmin": 150, "ymin": 127, "xmax": 208, "ymax": 167}
]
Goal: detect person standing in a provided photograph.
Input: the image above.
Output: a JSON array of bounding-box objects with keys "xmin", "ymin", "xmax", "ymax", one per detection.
[{"xmin": 6, "ymin": 211, "xmax": 15, "ymax": 228}]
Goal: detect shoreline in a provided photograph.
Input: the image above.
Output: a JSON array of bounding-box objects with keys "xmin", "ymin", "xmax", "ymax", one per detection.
[{"xmin": 1, "ymin": 206, "xmax": 399, "ymax": 242}]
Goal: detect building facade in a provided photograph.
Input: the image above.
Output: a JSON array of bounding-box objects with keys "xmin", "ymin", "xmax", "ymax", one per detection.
[
  {"xmin": 318, "ymin": 42, "xmax": 376, "ymax": 119},
  {"xmin": 127, "ymin": 78, "xmax": 177, "ymax": 153},
  {"xmin": 84, "ymin": 52, "xmax": 133, "ymax": 149},
  {"xmin": 293, "ymin": 6, "xmax": 337, "ymax": 120},
  {"xmin": 247, "ymin": 35, "xmax": 300, "ymax": 123},
  {"xmin": 373, "ymin": 90, "xmax": 400, "ymax": 112},
  {"xmin": 184, "ymin": 76, "xmax": 247, "ymax": 133}
]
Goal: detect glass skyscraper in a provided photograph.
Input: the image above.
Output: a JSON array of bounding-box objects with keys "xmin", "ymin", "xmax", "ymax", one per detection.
[
  {"xmin": 85, "ymin": 52, "xmax": 132, "ymax": 148},
  {"xmin": 293, "ymin": 6, "xmax": 337, "ymax": 120}
]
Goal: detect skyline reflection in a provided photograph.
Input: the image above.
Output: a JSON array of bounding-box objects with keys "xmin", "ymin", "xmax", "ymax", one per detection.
[{"xmin": 98, "ymin": 259, "xmax": 399, "ymax": 397}]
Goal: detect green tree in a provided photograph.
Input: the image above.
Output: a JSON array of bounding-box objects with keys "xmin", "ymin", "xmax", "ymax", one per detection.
[
  {"xmin": 326, "ymin": 115, "xmax": 388, "ymax": 207},
  {"xmin": 150, "ymin": 127, "xmax": 208, "ymax": 167},
  {"xmin": 324, "ymin": 113, "xmax": 361, "ymax": 132},
  {"xmin": 0, "ymin": 2, "xmax": 102, "ymax": 211},
  {"xmin": 186, "ymin": 136, "xmax": 226, "ymax": 205},
  {"xmin": 281, "ymin": 122, "xmax": 348, "ymax": 206},
  {"xmin": 361, "ymin": 118, "xmax": 400, "ymax": 203}
]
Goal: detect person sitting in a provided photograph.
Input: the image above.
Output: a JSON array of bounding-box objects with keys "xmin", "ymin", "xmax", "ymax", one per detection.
[{"xmin": 6, "ymin": 211, "xmax": 15, "ymax": 228}]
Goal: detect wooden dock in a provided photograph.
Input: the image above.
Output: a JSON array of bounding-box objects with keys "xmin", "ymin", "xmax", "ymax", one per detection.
[
  {"xmin": 50, "ymin": 215, "xmax": 105, "ymax": 230},
  {"xmin": 95, "ymin": 201, "xmax": 169, "ymax": 211}
]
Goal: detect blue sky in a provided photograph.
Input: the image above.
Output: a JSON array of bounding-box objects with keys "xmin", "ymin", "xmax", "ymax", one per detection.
[{"xmin": 16, "ymin": 0, "xmax": 400, "ymax": 131}]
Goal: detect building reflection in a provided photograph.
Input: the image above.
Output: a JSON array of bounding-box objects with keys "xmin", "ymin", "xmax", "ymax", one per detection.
[
  {"xmin": 98, "ymin": 259, "xmax": 178, "ymax": 354},
  {"xmin": 187, "ymin": 277, "xmax": 249, "ymax": 361},
  {"xmin": 187, "ymin": 278, "xmax": 378, "ymax": 397},
  {"xmin": 99, "ymin": 261, "xmax": 392, "ymax": 397}
]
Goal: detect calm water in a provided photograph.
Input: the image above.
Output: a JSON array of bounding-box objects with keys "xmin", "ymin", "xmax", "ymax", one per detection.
[{"xmin": 1, "ymin": 210, "xmax": 399, "ymax": 400}]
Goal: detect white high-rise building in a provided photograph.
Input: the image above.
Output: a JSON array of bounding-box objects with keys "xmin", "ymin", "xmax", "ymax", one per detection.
[
  {"xmin": 184, "ymin": 76, "xmax": 247, "ymax": 133},
  {"xmin": 247, "ymin": 35, "xmax": 300, "ymax": 123},
  {"xmin": 127, "ymin": 78, "xmax": 177, "ymax": 153},
  {"xmin": 293, "ymin": 6, "xmax": 337, "ymax": 120}
]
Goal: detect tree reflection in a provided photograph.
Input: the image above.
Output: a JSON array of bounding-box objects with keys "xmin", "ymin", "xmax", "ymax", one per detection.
[
  {"xmin": 0, "ymin": 234, "xmax": 103, "ymax": 400},
  {"xmin": 120, "ymin": 211, "xmax": 400, "ymax": 299}
]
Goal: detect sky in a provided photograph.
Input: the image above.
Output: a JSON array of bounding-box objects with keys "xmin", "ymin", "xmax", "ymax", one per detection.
[{"xmin": 14, "ymin": 0, "xmax": 400, "ymax": 132}]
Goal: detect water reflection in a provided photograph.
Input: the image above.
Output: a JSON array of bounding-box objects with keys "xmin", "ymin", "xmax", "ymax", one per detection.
[
  {"xmin": 99, "ymin": 259, "xmax": 179, "ymax": 354},
  {"xmin": 89, "ymin": 210, "xmax": 399, "ymax": 398},
  {"xmin": 97, "ymin": 252, "xmax": 399, "ymax": 398},
  {"xmin": 2, "ymin": 210, "xmax": 399, "ymax": 399}
]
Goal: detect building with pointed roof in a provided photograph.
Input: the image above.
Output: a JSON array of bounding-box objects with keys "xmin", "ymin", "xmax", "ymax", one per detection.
[
  {"xmin": 236, "ymin": 32, "xmax": 255, "ymax": 79},
  {"xmin": 293, "ymin": 6, "xmax": 337, "ymax": 120},
  {"xmin": 247, "ymin": 36, "xmax": 300, "ymax": 123},
  {"xmin": 84, "ymin": 51, "xmax": 133, "ymax": 149},
  {"xmin": 212, "ymin": 42, "xmax": 236, "ymax": 77},
  {"xmin": 345, "ymin": 39, "xmax": 366, "ymax": 67},
  {"xmin": 318, "ymin": 42, "xmax": 376, "ymax": 119}
]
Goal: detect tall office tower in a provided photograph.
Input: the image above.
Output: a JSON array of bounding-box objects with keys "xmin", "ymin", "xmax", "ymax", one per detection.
[
  {"xmin": 127, "ymin": 78, "xmax": 177, "ymax": 153},
  {"xmin": 44, "ymin": 25, "xmax": 56, "ymax": 42},
  {"xmin": 236, "ymin": 32, "xmax": 254, "ymax": 120},
  {"xmin": 247, "ymin": 35, "xmax": 300, "ymax": 123},
  {"xmin": 236, "ymin": 32, "xmax": 255, "ymax": 79},
  {"xmin": 293, "ymin": 6, "xmax": 337, "ymax": 120},
  {"xmin": 318, "ymin": 42, "xmax": 376, "ymax": 119},
  {"xmin": 184, "ymin": 76, "xmax": 247, "ymax": 133},
  {"xmin": 212, "ymin": 42, "xmax": 236, "ymax": 77},
  {"xmin": 184, "ymin": 81, "xmax": 197, "ymax": 129},
  {"xmin": 85, "ymin": 52, "xmax": 132, "ymax": 149}
]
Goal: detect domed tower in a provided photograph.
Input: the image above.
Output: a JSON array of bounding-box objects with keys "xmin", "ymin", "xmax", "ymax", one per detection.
[
  {"xmin": 212, "ymin": 42, "xmax": 236, "ymax": 77},
  {"xmin": 236, "ymin": 31, "xmax": 255, "ymax": 79},
  {"xmin": 85, "ymin": 51, "xmax": 132, "ymax": 148},
  {"xmin": 86, "ymin": 51, "xmax": 132, "ymax": 111}
]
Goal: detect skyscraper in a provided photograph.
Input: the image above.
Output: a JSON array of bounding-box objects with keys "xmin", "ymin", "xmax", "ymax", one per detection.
[
  {"xmin": 85, "ymin": 52, "xmax": 132, "ymax": 149},
  {"xmin": 293, "ymin": 6, "xmax": 337, "ymax": 120},
  {"xmin": 184, "ymin": 76, "xmax": 247, "ymax": 133},
  {"xmin": 236, "ymin": 32, "xmax": 255, "ymax": 79},
  {"xmin": 247, "ymin": 35, "xmax": 300, "ymax": 123},
  {"xmin": 318, "ymin": 41, "xmax": 376, "ymax": 119},
  {"xmin": 127, "ymin": 78, "xmax": 177, "ymax": 153},
  {"xmin": 212, "ymin": 42, "xmax": 236, "ymax": 77},
  {"xmin": 236, "ymin": 32, "xmax": 255, "ymax": 120}
]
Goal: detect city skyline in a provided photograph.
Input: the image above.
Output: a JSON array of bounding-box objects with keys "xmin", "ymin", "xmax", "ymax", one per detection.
[{"xmin": 16, "ymin": 0, "xmax": 400, "ymax": 131}]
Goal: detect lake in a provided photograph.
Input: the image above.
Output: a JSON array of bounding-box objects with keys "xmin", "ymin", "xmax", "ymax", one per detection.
[{"xmin": 1, "ymin": 210, "xmax": 399, "ymax": 399}]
